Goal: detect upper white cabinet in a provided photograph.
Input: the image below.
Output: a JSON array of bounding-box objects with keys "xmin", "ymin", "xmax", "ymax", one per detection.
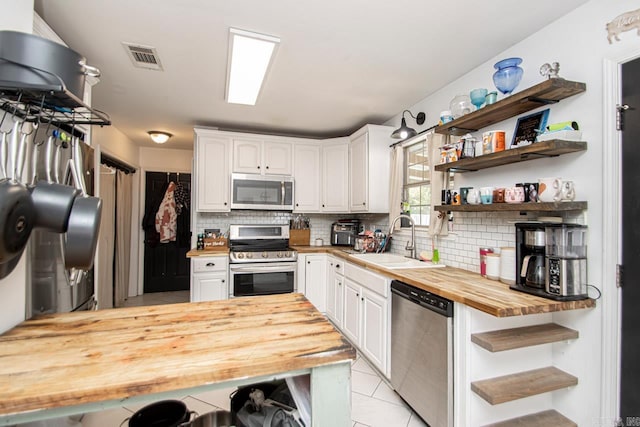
[
  {"xmin": 233, "ymin": 138, "xmax": 293, "ymax": 176},
  {"xmin": 194, "ymin": 128, "xmax": 231, "ymax": 212},
  {"xmin": 321, "ymin": 137, "xmax": 350, "ymax": 213},
  {"xmin": 293, "ymin": 142, "xmax": 321, "ymax": 212},
  {"xmin": 349, "ymin": 125, "xmax": 393, "ymax": 213}
]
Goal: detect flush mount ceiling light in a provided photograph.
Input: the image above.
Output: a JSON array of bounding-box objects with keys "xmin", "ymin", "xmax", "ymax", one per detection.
[
  {"xmin": 226, "ymin": 28, "xmax": 280, "ymax": 105},
  {"xmin": 391, "ymin": 110, "xmax": 426, "ymax": 139},
  {"xmin": 148, "ymin": 131, "xmax": 172, "ymax": 144}
]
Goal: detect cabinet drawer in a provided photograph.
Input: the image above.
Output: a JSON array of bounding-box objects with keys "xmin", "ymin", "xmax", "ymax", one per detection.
[
  {"xmin": 192, "ymin": 256, "xmax": 228, "ymax": 273},
  {"xmin": 329, "ymin": 257, "xmax": 345, "ymax": 276},
  {"xmin": 344, "ymin": 262, "xmax": 389, "ymax": 297}
]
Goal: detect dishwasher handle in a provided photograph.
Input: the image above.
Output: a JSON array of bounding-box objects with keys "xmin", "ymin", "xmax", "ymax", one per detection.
[{"xmin": 391, "ymin": 281, "xmax": 453, "ymax": 317}]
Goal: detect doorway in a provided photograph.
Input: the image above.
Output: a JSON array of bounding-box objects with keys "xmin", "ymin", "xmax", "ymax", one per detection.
[
  {"xmin": 142, "ymin": 171, "xmax": 191, "ymax": 293},
  {"xmin": 620, "ymin": 56, "xmax": 640, "ymax": 419}
]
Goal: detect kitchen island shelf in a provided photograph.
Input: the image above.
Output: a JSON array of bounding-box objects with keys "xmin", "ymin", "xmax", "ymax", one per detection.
[
  {"xmin": 434, "ymin": 78, "xmax": 586, "ymax": 136},
  {"xmin": 434, "ymin": 140, "xmax": 587, "ymax": 173},
  {"xmin": 435, "ymin": 201, "xmax": 587, "ymax": 213}
]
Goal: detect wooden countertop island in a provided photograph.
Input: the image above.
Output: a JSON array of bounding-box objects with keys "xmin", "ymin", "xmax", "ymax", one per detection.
[{"xmin": 0, "ymin": 293, "xmax": 356, "ymax": 426}]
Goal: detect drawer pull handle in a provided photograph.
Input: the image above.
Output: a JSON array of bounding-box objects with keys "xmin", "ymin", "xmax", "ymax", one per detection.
[{"xmin": 206, "ymin": 262, "xmax": 215, "ymax": 267}]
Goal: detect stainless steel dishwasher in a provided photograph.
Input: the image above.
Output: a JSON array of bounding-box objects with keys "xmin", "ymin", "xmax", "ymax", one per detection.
[{"xmin": 390, "ymin": 280, "xmax": 453, "ymax": 427}]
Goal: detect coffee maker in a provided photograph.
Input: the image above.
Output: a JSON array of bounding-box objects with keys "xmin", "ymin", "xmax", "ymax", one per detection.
[
  {"xmin": 545, "ymin": 224, "xmax": 588, "ymax": 299},
  {"xmin": 514, "ymin": 223, "xmax": 547, "ymax": 290},
  {"xmin": 512, "ymin": 222, "xmax": 588, "ymax": 301}
]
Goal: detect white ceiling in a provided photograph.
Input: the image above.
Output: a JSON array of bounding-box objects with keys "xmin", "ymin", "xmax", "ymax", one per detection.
[{"xmin": 35, "ymin": 0, "xmax": 590, "ymax": 150}]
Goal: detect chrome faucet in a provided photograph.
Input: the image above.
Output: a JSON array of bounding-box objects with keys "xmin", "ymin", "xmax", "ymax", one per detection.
[{"xmin": 388, "ymin": 214, "xmax": 416, "ymax": 259}]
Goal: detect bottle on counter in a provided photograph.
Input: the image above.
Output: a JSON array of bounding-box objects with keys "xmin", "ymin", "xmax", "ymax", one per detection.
[{"xmin": 197, "ymin": 233, "xmax": 205, "ymax": 250}]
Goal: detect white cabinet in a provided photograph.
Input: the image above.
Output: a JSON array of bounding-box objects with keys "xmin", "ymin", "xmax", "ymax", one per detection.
[
  {"xmin": 190, "ymin": 256, "xmax": 229, "ymax": 302},
  {"xmin": 293, "ymin": 143, "xmax": 321, "ymax": 212},
  {"xmin": 326, "ymin": 257, "xmax": 345, "ymax": 328},
  {"xmin": 233, "ymin": 137, "xmax": 293, "ymax": 175},
  {"xmin": 321, "ymin": 138, "xmax": 350, "ymax": 212},
  {"xmin": 194, "ymin": 128, "xmax": 232, "ymax": 212},
  {"xmin": 302, "ymin": 254, "xmax": 327, "ymax": 312},
  {"xmin": 349, "ymin": 125, "xmax": 393, "ymax": 213},
  {"xmin": 343, "ymin": 262, "xmax": 390, "ymax": 376}
]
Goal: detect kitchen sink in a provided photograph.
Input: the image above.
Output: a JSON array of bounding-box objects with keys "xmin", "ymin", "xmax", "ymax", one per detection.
[{"xmin": 349, "ymin": 253, "xmax": 445, "ymax": 269}]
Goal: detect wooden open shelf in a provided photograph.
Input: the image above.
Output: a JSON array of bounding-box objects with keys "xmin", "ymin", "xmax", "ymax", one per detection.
[
  {"xmin": 483, "ymin": 410, "xmax": 577, "ymax": 427},
  {"xmin": 471, "ymin": 323, "xmax": 579, "ymax": 352},
  {"xmin": 434, "ymin": 140, "xmax": 587, "ymax": 173},
  {"xmin": 471, "ymin": 366, "xmax": 578, "ymax": 405},
  {"xmin": 435, "ymin": 79, "xmax": 586, "ymax": 136},
  {"xmin": 435, "ymin": 201, "xmax": 587, "ymax": 213}
]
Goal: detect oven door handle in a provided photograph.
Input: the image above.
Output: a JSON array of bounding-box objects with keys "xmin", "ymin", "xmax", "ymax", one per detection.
[{"xmin": 230, "ymin": 264, "xmax": 296, "ymax": 273}]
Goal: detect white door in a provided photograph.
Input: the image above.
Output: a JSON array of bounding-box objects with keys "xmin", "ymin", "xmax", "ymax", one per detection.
[
  {"xmin": 342, "ymin": 279, "xmax": 361, "ymax": 344},
  {"xmin": 361, "ymin": 288, "xmax": 388, "ymax": 373},
  {"xmin": 304, "ymin": 255, "xmax": 327, "ymax": 312},
  {"xmin": 350, "ymin": 132, "xmax": 368, "ymax": 211},
  {"xmin": 322, "ymin": 142, "xmax": 349, "ymax": 212},
  {"xmin": 193, "ymin": 274, "xmax": 227, "ymax": 302},
  {"xmin": 233, "ymin": 138, "xmax": 262, "ymax": 173},
  {"xmin": 196, "ymin": 136, "xmax": 231, "ymax": 211},
  {"xmin": 263, "ymin": 141, "xmax": 293, "ymax": 175},
  {"xmin": 293, "ymin": 144, "xmax": 321, "ymax": 212}
]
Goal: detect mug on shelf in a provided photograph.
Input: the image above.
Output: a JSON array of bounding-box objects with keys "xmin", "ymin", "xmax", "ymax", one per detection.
[
  {"xmin": 467, "ymin": 189, "xmax": 481, "ymax": 205},
  {"xmin": 460, "ymin": 187, "xmax": 473, "ymax": 204},
  {"xmin": 561, "ymin": 180, "xmax": 576, "ymax": 201},
  {"xmin": 505, "ymin": 186, "xmax": 525, "ymax": 203},
  {"xmin": 493, "ymin": 188, "xmax": 505, "ymax": 203},
  {"xmin": 538, "ymin": 177, "xmax": 563, "ymax": 202},
  {"xmin": 480, "ymin": 186, "xmax": 494, "ymax": 204}
]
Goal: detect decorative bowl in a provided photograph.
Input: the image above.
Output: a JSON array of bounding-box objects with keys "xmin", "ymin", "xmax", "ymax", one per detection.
[
  {"xmin": 469, "ymin": 88, "xmax": 488, "ymax": 110},
  {"xmin": 449, "ymin": 94, "xmax": 474, "ymax": 119}
]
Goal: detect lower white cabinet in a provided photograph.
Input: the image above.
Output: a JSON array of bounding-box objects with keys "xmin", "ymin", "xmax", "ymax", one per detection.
[
  {"xmin": 343, "ymin": 263, "xmax": 390, "ymax": 377},
  {"xmin": 190, "ymin": 256, "xmax": 229, "ymax": 302},
  {"xmin": 326, "ymin": 257, "xmax": 345, "ymax": 328},
  {"xmin": 301, "ymin": 254, "xmax": 327, "ymax": 312}
]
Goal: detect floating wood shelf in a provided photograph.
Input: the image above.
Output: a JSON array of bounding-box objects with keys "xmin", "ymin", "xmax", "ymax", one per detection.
[
  {"xmin": 434, "ymin": 201, "xmax": 587, "ymax": 213},
  {"xmin": 434, "ymin": 140, "xmax": 587, "ymax": 173},
  {"xmin": 471, "ymin": 366, "xmax": 578, "ymax": 405},
  {"xmin": 483, "ymin": 409, "xmax": 577, "ymax": 427},
  {"xmin": 471, "ymin": 323, "xmax": 579, "ymax": 352},
  {"xmin": 435, "ymin": 79, "xmax": 586, "ymax": 136}
]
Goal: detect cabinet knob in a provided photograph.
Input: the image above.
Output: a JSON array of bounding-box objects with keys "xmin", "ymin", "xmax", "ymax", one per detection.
[
  {"xmin": 222, "ymin": 279, "xmax": 225, "ymax": 283},
  {"xmin": 356, "ymin": 293, "xmax": 359, "ymax": 297},
  {"xmin": 307, "ymin": 261, "xmax": 310, "ymax": 264},
  {"xmin": 224, "ymin": 202, "xmax": 227, "ymax": 205},
  {"xmin": 338, "ymin": 282, "xmax": 341, "ymax": 286},
  {"xmin": 362, "ymin": 202, "xmax": 366, "ymax": 205},
  {"xmin": 266, "ymin": 166, "xmax": 269, "ymax": 169},
  {"xmin": 257, "ymin": 165, "xmax": 261, "ymax": 169},
  {"xmin": 361, "ymin": 297, "xmax": 364, "ymax": 302},
  {"xmin": 206, "ymin": 262, "xmax": 215, "ymax": 267},
  {"xmin": 322, "ymin": 204, "xmax": 325, "ymax": 207},
  {"xmin": 336, "ymin": 264, "xmax": 340, "ymax": 268},
  {"xmin": 296, "ymin": 203, "xmax": 299, "ymax": 207}
]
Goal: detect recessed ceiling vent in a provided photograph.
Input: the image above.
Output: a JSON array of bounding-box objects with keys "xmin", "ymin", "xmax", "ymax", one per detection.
[{"xmin": 122, "ymin": 42, "xmax": 163, "ymax": 71}]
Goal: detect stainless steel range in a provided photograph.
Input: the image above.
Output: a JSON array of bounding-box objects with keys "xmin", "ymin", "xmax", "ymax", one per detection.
[{"xmin": 228, "ymin": 224, "xmax": 297, "ymax": 298}]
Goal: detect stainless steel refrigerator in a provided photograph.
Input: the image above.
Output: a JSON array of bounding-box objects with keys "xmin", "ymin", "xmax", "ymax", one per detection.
[{"xmin": 27, "ymin": 131, "xmax": 95, "ymax": 317}]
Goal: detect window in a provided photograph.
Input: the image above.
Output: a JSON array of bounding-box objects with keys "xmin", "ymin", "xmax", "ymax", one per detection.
[{"xmin": 403, "ymin": 137, "xmax": 452, "ymax": 227}]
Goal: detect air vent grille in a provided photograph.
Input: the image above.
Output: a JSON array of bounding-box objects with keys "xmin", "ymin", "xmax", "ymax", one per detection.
[{"xmin": 122, "ymin": 42, "xmax": 163, "ymax": 71}]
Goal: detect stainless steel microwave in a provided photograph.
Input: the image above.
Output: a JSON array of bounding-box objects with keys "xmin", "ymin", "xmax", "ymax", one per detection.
[{"xmin": 230, "ymin": 173, "xmax": 294, "ymax": 210}]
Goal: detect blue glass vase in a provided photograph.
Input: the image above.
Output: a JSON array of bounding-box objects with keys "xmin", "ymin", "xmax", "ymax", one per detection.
[{"xmin": 492, "ymin": 57, "xmax": 524, "ymax": 95}]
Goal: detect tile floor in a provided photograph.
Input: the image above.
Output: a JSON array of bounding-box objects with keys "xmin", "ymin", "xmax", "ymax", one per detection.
[{"xmin": 33, "ymin": 291, "xmax": 427, "ymax": 427}]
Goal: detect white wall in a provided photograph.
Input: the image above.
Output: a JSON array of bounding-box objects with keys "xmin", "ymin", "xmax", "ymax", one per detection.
[
  {"xmin": 385, "ymin": 0, "xmax": 638, "ymax": 423},
  {"xmin": 139, "ymin": 147, "xmax": 192, "ymax": 172},
  {"xmin": 0, "ymin": 0, "xmax": 34, "ymax": 333},
  {"xmin": 93, "ymin": 125, "xmax": 140, "ymax": 167}
]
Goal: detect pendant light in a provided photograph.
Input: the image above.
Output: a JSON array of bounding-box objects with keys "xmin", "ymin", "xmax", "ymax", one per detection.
[{"xmin": 391, "ymin": 110, "xmax": 426, "ymax": 139}]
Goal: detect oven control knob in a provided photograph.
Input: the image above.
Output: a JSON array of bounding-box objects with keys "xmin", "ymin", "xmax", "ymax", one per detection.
[
  {"xmin": 277, "ymin": 252, "xmax": 283, "ymax": 258},
  {"xmin": 237, "ymin": 253, "xmax": 245, "ymax": 259},
  {"xmin": 246, "ymin": 253, "xmax": 253, "ymax": 259},
  {"xmin": 262, "ymin": 251, "xmax": 268, "ymax": 258},
  {"xmin": 285, "ymin": 251, "xmax": 291, "ymax": 257}
]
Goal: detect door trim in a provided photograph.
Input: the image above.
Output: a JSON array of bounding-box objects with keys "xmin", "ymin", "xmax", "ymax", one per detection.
[{"xmin": 603, "ymin": 47, "xmax": 640, "ymax": 422}]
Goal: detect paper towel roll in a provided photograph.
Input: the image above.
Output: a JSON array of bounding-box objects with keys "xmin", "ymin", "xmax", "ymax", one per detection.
[
  {"xmin": 499, "ymin": 247, "xmax": 516, "ymax": 285},
  {"xmin": 486, "ymin": 253, "xmax": 501, "ymax": 280}
]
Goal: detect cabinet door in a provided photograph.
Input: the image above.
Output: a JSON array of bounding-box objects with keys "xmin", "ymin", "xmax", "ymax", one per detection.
[
  {"xmin": 233, "ymin": 138, "xmax": 262, "ymax": 173},
  {"xmin": 192, "ymin": 274, "xmax": 228, "ymax": 302},
  {"xmin": 321, "ymin": 141, "xmax": 349, "ymax": 212},
  {"xmin": 304, "ymin": 255, "xmax": 326, "ymax": 312},
  {"xmin": 342, "ymin": 279, "xmax": 361, "ymax": 344},
  {"xmin": 264, "ymin": 141, "xmax": 293, "ymax": 175},
  {"xmin": 326, "ymin": 258, "xmax": 344, "ymax": 328},
  {"xmin": 361, "ymin": 288, "xmax": 388, "ymax": 373},
  {"xmin": 196, "ymin": 135, "xmax": 231, "ymax": 211},
  {"xmin": 293, "ymin": 143, "xmax": 321, "ymax": 212},
  {"xmin": 349, "ymin": 132, "xmax": 368, "ymax": 211}
]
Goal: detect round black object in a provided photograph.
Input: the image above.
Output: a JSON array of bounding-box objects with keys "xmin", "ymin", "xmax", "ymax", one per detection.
[
  {"xmin": 0, "ymin": 182, "xmax": 34, "ymax": 264},
  {"xmin": 129, "ymin": 400, "xmax": 189, "ymax": 427}
]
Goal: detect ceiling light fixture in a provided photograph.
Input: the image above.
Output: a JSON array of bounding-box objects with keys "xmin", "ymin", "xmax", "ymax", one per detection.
[
  {"xmin": 226, "ymin": 28, "xmax": 280, "ymax": 106},
  {"xmin": 390, "ymin": 110, "xmax": 426, "ymax": 140},
  {"xmin": 148, "ymin": 131, "xmax": 172, "ymax": 144}
]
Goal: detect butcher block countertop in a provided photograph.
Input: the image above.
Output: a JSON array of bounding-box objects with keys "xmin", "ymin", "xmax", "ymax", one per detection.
[
  {"xmin": 296, "ymin": 246, "xmax": 596, "ymax": 317},
  {"xmin": 0, "ymin": 293, "xmax": 355, "ymax": 423}
]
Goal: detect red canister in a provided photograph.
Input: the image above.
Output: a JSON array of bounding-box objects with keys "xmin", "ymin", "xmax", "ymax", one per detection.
[{"xmin": 479, "ymin": 247, "xmax": 494, "ymax": 277}]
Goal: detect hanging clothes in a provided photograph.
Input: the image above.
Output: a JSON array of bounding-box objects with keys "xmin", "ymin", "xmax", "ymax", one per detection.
[
  {"xmin": 155, "ymin": 181, "xmax": 177, "ymax": 243},
  {"xmin": 174, "ymin": 181, "xmax": 190, "ymax": 216},
  {"xmin": 142, "ymin": 180, "xmax": 169, "ymax": 248}
]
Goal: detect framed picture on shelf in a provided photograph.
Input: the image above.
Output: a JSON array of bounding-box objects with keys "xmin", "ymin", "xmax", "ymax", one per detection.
[{"xmin": 511, "ymin": 108, "xmax": 550, "ymax": 148}]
